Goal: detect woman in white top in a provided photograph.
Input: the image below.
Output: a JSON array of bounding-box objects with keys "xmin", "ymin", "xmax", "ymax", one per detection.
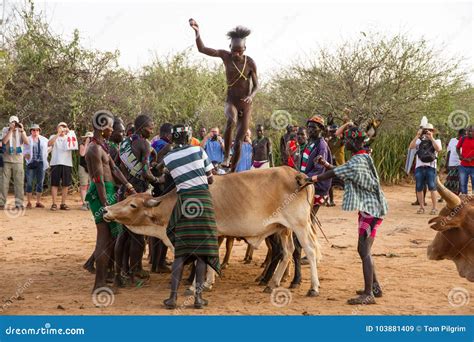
[{"xmin": 23, "ymin": 124, "xmax": 50, "ymax": 209}]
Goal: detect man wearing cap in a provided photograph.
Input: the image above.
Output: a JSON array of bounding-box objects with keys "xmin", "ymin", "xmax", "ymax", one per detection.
[
  {"xmin": 48, "ymin": 122, "xmax": 73, "ymax": 211},
  {"xmin": 409, "ymin": 123, "xmax": 442, "ymax": 215},
  {"xmin": 24, "ymin": 124, "xmax": 50, "ymax": 209},
  {"xmin": 290, "ymin": 115, "xmax": 332, "ymax": 289},
  {"xmin": 1, "ymin": 116, "xmax": 29, "ymax": 209}
]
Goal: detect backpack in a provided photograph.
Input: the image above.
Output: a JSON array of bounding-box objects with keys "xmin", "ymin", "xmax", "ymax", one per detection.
[{"xmin": 417, "ymin": 139, "xmax": 436, "ymax": 163}]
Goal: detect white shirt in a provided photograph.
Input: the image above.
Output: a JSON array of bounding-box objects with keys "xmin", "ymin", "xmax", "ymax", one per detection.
[
  {"xmin": 23, "ymin": 135, "xmax": 50, "ymax": 170},
  {"xmin": 49, "ymin": 135, "xmax": 73, "ymax": 167},
  {"xmin": 447, "ymin": 138, "xmax": 460, "ymax": 167},
  {"xmin": 415, "ymin": 138, "xmax": 442, "ymax": 169}
]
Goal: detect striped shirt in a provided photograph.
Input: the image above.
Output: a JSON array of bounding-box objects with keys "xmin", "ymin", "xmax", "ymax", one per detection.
[
  {"xmin": 333, "ymin": 153, "xmax": 388, "ymax": 218},
  {"xmin": 163, "ymin": 145, "xmax": 214, "ymax": 193}
]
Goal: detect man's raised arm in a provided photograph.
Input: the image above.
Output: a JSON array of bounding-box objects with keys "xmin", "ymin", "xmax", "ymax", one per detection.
[{"xmin": 189, "ymin": 18, "xmax": 226, "ymax": 58}]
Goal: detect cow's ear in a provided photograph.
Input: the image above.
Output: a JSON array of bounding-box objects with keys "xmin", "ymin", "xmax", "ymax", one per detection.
[
  {"xmin": 144, "ymin": 198, "xmax": 161, "ymax": 208},
  {"xmin": 428, "ymin": 215, "xmax": 462, "ymax": 232}
]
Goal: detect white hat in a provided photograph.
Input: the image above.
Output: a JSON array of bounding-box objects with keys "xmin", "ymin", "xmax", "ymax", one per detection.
[
  {"xmin": 9, "ymin": 116, "xmax": 19, "ymax": 123},
  {"xmin": 423, "ymin": 123, "xmax": 435, "ymax": 130}
]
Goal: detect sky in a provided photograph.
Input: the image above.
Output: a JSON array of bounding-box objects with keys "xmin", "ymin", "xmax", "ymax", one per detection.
[{"xmin": 2, "ymin": 0, "xmax": 473, "ymax": 81}]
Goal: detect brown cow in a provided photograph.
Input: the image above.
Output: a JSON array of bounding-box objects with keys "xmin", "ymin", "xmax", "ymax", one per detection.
[
  {"xmin": 427, "ymin": 178, "xmax": 474, "ymax": 282},
  {"xmin": 104, "ymin": 166, "xmax": 322, "ymax": 296}
]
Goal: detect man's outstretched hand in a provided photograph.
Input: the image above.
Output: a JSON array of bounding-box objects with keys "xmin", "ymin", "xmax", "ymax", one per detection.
[{"xmin": 189, "ymin": 18, "xmax": 199, "ymax": 32}]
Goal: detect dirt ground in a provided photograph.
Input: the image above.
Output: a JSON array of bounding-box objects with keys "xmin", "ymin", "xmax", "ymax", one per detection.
[{"xmin": 0, "ymin": 184, "xmax": 473, "ymax": 315}]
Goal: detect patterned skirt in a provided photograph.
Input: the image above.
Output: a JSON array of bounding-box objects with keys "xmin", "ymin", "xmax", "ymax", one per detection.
[
  {"xmin": 444, "ymin": 166, "xmax": 460, "ymax": 195},
  {"xmin": 166, "ymin": 189, "xmax": 220, "ymax": 275}
]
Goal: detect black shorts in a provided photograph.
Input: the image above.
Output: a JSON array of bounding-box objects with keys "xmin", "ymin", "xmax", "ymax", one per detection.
[{"xmin": 50, "ymin": 165, "xmax": 72, "ymax": 187}]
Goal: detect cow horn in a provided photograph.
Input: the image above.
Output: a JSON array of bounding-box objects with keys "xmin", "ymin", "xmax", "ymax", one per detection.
[
  {"xmin": 436, "ymin": 177, "xmax": 461, "ymax": 209},
  {"xmin": 144, "ymin": 198, "xmax": 161, "ymax": 208}
]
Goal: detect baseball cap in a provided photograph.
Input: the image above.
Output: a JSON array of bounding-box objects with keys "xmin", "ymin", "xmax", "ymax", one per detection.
[{"xmin": 9, "ymin": 116, "xmax": 19, "ymax": 123}]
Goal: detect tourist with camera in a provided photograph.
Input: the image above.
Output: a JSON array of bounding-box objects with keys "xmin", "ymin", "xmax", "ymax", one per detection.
[
  {"xmin": 409, "ymin": 123, "xmax": 442, "ymax": 215},
  {"xmin": 48, "ymin": 122, "xmax": 73, "ymax": 211},
  {"xmin": 0, "ymin": 116, "xmax": 29, "ymax": 209},
  {"xmin": 201, "ymin": 127, "xmax": 225, "ymax": 167},
  {"xmin": 24, "ymin": 124, "xmax": 50, "ymax": 209}
]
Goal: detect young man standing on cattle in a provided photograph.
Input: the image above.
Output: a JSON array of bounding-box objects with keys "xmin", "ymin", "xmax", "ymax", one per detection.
[
  {"xmin": 251, "ymin": 124, "xmax": 273, "ymax": 169},
  {"xmin": 85, "ymin": 110, "xmax": 136, "ymax": 291},
  {"xmin": 311, "ymin": 126, "xmax": 388, "ymax": 305},
  {"xmin": 189, "ymin": 18, "xmax": 258, "ymax": 172},
  {"xmin": 117, "ymin": 114, "xmax": 160, "ymax": 281},
  {"xmin": 162, "ymin": 124, "xmax": 220, "ymax": 309}
]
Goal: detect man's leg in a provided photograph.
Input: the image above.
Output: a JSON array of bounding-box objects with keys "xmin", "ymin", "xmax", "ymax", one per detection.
[
  {"xmin": 459, "ymin": 166, "xmax": 468, "ymax": 194},
  {"xmin": 230, "ymin": 106, "xmax": 251, "ymax": 172},
  {"xmin": 223, "ymin": 103, "xmax": 237, "ymax": 166},
  {"xmin": 194, "ymin": 257, "xmax": 209, "ymax": 308},
  {"xmin": 129, "ymin": 232, "xmax": 147, "ymax": 279},
  {"xmin": 61, "ymin": 186, "xmax": 68, "ymax": 206},
  {"xmin": 157, "ymin": 240, "xmax": 170, "ymax": 272},
  {"xmin": 35, "ymin": 167, "xmax": 45, "ymax": 205},
  {"xmin": 51, "ymin": 186, "xmax": 58, "ymax": 206},
  {"xmin": 12, "ymin": 163, "xmax": 24, "ymax": 207},
  {"xmin": 164, "ymin": 256, "xmax": 186, "ymax": 309},
  {"xmin": 428, "ymin": 168, "xmax": 437, "ymax": 212},
  {"xmin": 25, "ymin": 167, "xmax": 34, "ymax": 207},
  {"xmin": 0, "ymin": 166, "xmax": 4, "ymax": 207},
  {"xmin": 93, "ymin": 222, "xmax": 113, "ymax": 291},
  {"xmin": 2, "ymin": 163, "xmax": 13, "ymax": 206}
]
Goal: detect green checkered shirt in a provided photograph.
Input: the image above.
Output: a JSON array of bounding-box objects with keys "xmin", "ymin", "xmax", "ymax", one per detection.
[{"xmin": 333, "ymin": 153, "xmax": 388, "ymax": 218}]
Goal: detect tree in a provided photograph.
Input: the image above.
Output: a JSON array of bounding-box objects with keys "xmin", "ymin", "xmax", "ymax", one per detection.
[{"xmin": 269, "ymin": 32, "xmax": 469, "ymax": 129}]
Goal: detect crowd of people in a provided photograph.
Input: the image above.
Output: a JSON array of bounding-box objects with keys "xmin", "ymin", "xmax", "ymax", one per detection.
[{"xmin": 406, "ymin": 123, "xmax": 474, "ymax": 215}]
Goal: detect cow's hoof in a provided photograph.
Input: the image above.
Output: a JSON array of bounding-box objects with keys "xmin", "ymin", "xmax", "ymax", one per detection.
[
  {"xmin": 184, "ymin": 288, "xmax": 194, "ymax": 296},
  {"xmin": 263, "ymin": 286, "xmax": 273, "ymax": 294},
  {"xmin": 244, "ymin": 259, "xmax": 251, "ymax": 264},
  {"xmin": 258, "ymin": 279, "xmax": 268, "ymax": 286},
  {"xmin": 255, "ymin": 275, "xmax": 264, "ymax": 283},
  {"xmin": 289, "ymin": 282, "xmax": 300, "ymax": 289},
  {"xmin": 306, "ymin": 289, "xmax": 319, "ymax": 297},
  {"xmin": 203, "ymin": 284, "xmax": 213, "ymax": 292}
]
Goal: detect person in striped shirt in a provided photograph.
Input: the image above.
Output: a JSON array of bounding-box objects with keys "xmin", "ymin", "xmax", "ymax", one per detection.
[
  {"xmin": 310, "ymin": 126, "xmax": 388, "ymax": 305},
  {"xmin": 162, "ymin": 124, "xmax": 220, "ymax": 309}
]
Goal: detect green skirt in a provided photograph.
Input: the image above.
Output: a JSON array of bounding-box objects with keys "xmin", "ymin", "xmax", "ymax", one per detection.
[
  {"xmin": 86, "ymin": 181, "xmax": 123, "ymax": 238},
  {"xmin": 167, "ymin": 189, "xmax": 220, "ymax": 275}
]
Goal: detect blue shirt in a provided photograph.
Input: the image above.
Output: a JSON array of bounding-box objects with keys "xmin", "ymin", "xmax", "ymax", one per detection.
[
  {"xmin": 235, "ymin": 142, "xmax": 252, "ymax": 172},
  {"xmin": 205, "ymin": 139, "xmax": 224, "ymax": 163}
]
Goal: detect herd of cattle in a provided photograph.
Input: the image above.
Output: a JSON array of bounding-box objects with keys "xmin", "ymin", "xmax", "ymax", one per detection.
[{"xmin": 103, "ymin": 166, "xmax": 474, "ymax": 299}]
